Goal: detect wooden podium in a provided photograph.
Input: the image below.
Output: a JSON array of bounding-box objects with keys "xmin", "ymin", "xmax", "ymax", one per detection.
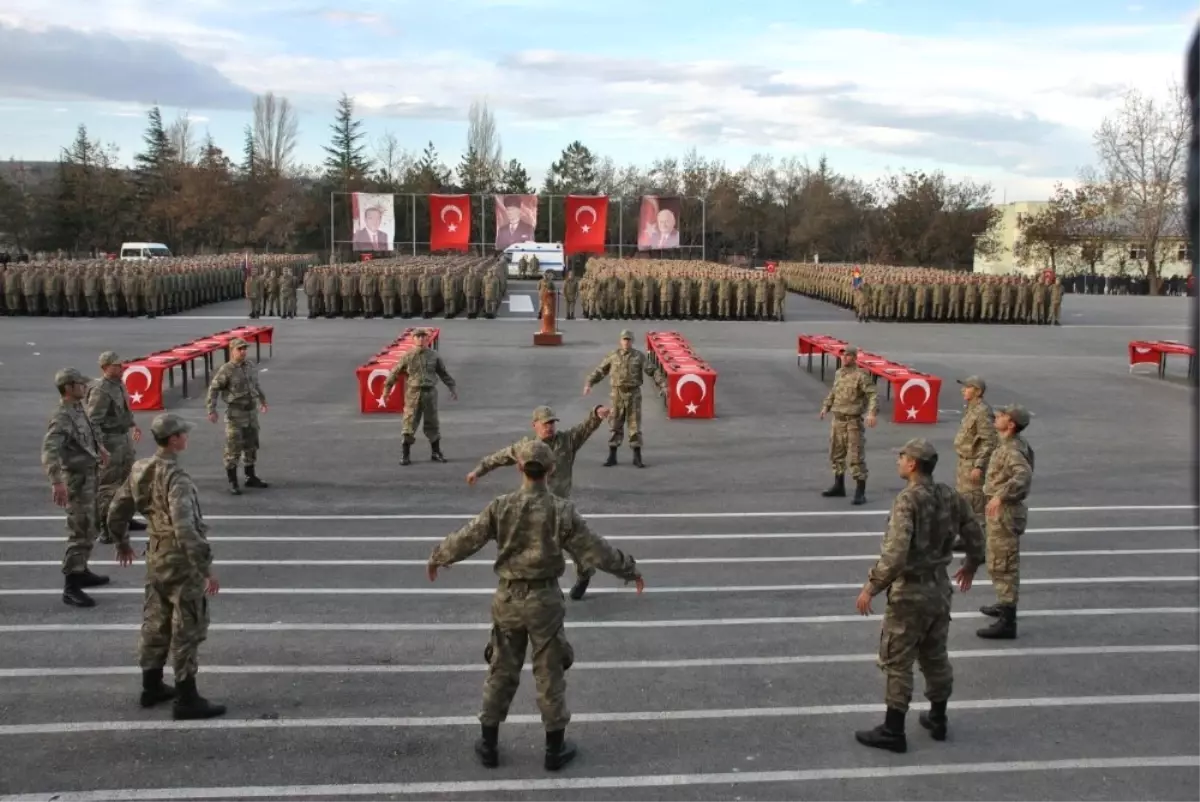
[{"xmin": 533, "ymin": 288, "xmax": 563, "ymax": 346}]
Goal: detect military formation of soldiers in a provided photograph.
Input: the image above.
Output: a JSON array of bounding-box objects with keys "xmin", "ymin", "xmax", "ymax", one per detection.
[
  {"xmin": 779, "ymin": 263, "xmax": 1066, "ymax": 325},
  {"xmin": 1, "ymin": 255, "xmax": 312, "ymax": 318},
  {"xmin": 298, "ymin": 256, "xmax": 509, "ymax": 319},
  {"xmin": 572, "ymin": 259, "xmax": 788, "ymax": 321}
]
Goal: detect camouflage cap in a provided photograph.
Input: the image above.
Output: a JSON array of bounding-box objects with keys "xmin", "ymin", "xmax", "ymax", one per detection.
[
  {"xmin": 619, "ymin": 329, "xmax": 634, "ymax": 340},
  {"xmin": 957, "ymin": 375, "xmax": 987, "ymax": 392},
  {"xmin": 98, "ymin": 351, "xmax": 122, "ymax": 367},
  {"xmin": 995, "ymin": 403, "xmax": 1032, "ymax": 428},
  {"xmin": 150, "ymin": 413, "xmax": 194, "ymax": 440},
  {"xmin": 229, "ymin": 337, "xmax": 248, "ymax": 349},
  {"xmin": 516, "ymin": 439, "xmax": 555, "ymax": 469},
  {"xmin": 898, "ymin": 438, "xmax": 938, "ymax": 462},
  {"xmin": 413, "ymin": 328, "xmax": 429, "ymax": 338},
  {"xmin": 54, "ymin": 367, "xmax": 90, "ymax": 389},
  {"xmin": 532, "ymin": 405, "xmax": 558, "ymax": 424},
  {"xmin": 843, "ymin": 345, "xmax": 858, "ymax": 357}
]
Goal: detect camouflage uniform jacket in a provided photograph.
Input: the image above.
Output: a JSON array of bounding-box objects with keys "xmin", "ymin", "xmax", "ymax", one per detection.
[
  {"xmin": 429, "ymin": 484, "xmax": 639, "ymax": 582},
  {"xmin": 587, "ymin": 348, "xmax": 656, "ymax": 392},
  {"xmin": 108, "ymin": 450, "xmax": 213, "ymax": 582},
  {"xmin": 820, "ymin": 366, "xmax": 879, "ymax": 417},
  {"xmin": 86, "ymin": 377, "xmax": 135, "ymax": 437},
  {"xmin": 983, "ymin": 435, "xmax": 1034, "ymax": 506},
  {"xmin": 383, "ymin": 346, "xmax": 455, "ymax": 396},
  {"xmin": 42, "ymin": 400, "xmax": 102, "ymax": 484},
  {"xmin": 206, "ymin": 361, "xmax": 266, "ymax": 415},
  {"xmin": 471, "ymin": 407, "xmax": 605, "ymax": 497},
  {"xmin": 953, "ymin": 400, "xmax": 997, "ymax": 470}
]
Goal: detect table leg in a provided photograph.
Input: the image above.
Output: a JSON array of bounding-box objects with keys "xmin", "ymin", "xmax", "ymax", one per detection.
[
  {"xmin": 182, "ymin": 366, "xmax": 189, "ymax": 399},
  {"xmin": 167, "ymin": 368, "xmax": 175, "ymax": 389},
  {"xmin": 256, "ymin": 340, "xmax": 262, "ymax": 362}
]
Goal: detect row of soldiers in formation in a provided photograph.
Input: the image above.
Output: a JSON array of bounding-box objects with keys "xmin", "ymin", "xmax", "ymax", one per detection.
[
  {"xmin": 1, "ymin": 256, "xmax": 315, "ymax": 318},
  {"xmin": 779, "ymin": 263, "xmax": 1066, "ymax": 324},
  {"xmin": 568, "ymin": 259, "xmax": 789, "ymax": 321},
  {"xmin": 295, "ymin": 257, "xmax": 510, "ymax": 319}
]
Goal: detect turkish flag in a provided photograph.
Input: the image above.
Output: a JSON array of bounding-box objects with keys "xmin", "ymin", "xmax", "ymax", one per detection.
[
  {"xmin": 564, "ymin": 195, "xmax": 607, "ymax": 254},
  {"xmin": 122, "ymin": 362, "xmax": 165, "ymax": 411},
  {"xmin": 890, "ymin": 372, "xmax": 942, "ymax": 425},
  {"xmin": 430, "ymin": 194, "xmax": 470, "ymax": 251}
]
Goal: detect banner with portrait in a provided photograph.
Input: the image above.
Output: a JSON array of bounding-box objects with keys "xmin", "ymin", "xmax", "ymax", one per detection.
[
  {"xmin": 350, "ymin": 193, "xmax": 395, "ymax": 252},
  {"xmin": 637, "ymin": 195, "xmax": 682, "ymax": 250},
  {"xmin": 493, "ymin": 194, "xmax": 538, "ymax": 251}
]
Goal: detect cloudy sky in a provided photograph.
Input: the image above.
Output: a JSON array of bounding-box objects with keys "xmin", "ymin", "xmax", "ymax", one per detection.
[{"xmin": 0, "ymin": 0, "xmax": 1194, "ymax": 201}]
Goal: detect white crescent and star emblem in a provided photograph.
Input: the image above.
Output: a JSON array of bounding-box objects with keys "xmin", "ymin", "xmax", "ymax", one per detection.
[
  {"xmin": 122, "ymin": 364, "xmax": 153, "ymax": 405},
  {"xmin": 367, "ymin": 369, "xmax": 392, "ymax": 408},
  {"xmin": 575, "ymin": 205, "xmax": 597, "ymax": 233},
  {"xmin": 675, "ymin": 373, "xmax": 708, "ymax": 415},
  {"xmin": 440, "ymin": 203, "xmax": 463, "ymax": 232},
  {"xmin": 1134, "ymin": 347, "xmax": 1152, "ymax": 354},
  {"xmin": 899, "ymin": 377, "xmax": 931, "ymax": 421}
]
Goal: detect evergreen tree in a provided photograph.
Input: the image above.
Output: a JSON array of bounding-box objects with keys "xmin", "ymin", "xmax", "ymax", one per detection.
[
  {"xmin": 498, "ymin": 158, "xmax": 532, "ymax": 194},
  {"xmin": 543, "ymin": 141, "xmax": 597, "ymax": 194},
  {"xmin": 322, "ymin": 93, "xmax": 371, "ymax": 190},
  {"xmin": 408, "ymin": 141, "xmax": 452, "ymax": 193}
]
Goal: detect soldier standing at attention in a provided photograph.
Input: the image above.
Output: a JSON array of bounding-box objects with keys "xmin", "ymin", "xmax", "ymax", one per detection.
[
  {"xmin": 583, "ymin": 330, "xmax": 658, "ymax": 468},
  {"xmin": 466, "ymin": 404, "xmax": 611, "ymax": 601},
  {"xmin": 853, "ymin": 439, "xmax": 985, "ymax": 753},
  {"xmin": 87, "ymin": 351, "xmax": 146, "ymax": 545},
  {"xmin": 381, "ymin": 328, "xmax": 457, "ymax": 465},
  {"xmin": 43, "ymin": 368, "xmax": 111, "ymax": 607},
  {"xmin": 562, "ymin": 270, "xmax": 579, "ymax": 320},
  {"xmin": 107, "ymin": 413, "xmax": 225, "ymax": 720},
  {"xmin": 819, "ymin": 346, "xmax": 877, "ymax": 505},
  {"xmin": 206, "ymin": 338, "xmax": 269, "ymax": 496},
  {"xmin": 978, "ymin": 404, "xmax": 1034, "ymax": 639},
  {"xmin": 951, "ymin": 376, "xmax": 996, "ymax": 550},
  {"xmin": 428, "ymin": 440, "xmax": 643, "ymax": 770}
]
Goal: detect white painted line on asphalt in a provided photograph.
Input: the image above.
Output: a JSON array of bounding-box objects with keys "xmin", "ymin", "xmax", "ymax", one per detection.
[
  {"xmin": 0, "ymin": 577, "xmax": 1195, "ymax": 596},
  {"xmin": 2, "ymin": 644, "xmax": 1193, "ymax": 678},
  {"xmin": 507, "ymin": 294, "xmax": 534, "ymax": 313},
  {"xmin": 1, "ymin": 505, "xmax": 1194, "ymax": 522},
  {"xmin": 0, "ymin": 694, "xmax": 1195, "ymax": 737},
  {"xmin": 2, "ymin": 607, "xmax": 1194, "ymax": 633},
  {"xmin": 7, "ymin": 548, "xmax": 1193, "ymax": 568},
  {"xmin": 3, "ymin": 525, "xmax": 1195, "ymax": 543}
]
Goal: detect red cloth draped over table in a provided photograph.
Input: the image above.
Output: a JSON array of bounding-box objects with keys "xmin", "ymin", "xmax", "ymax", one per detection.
[{"xmin": 356, "ymin": 328, "xmax": 442, "ymax": 414}]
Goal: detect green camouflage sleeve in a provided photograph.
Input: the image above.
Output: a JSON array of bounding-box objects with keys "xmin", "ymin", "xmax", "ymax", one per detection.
[
  {"xmin": 973, "ymin": 408, "xmax": 998, "ymax": 472},
  {"xmin": 41, "ymin": 413, "xmax": 68, "ymax": 486},
  {"xmin": 250, "ymin": 367, "xmax": 267, "ymax": 405},
  {"xmin": 106, "ymin": 473, "xmax": 136, "ymax": 549},
  {"xmin": 865, "ymin": 490, "xmax": 915, "ymax": 595},
  {"xmin": 562, "ymin": 507, "xmax": 639, "ymax": 582},
  {"xmin": 84, "ymin": 383, "xmax": 110, "ymax": 431},
  {"xmin": 994, "ymin": 447, "xmax": 1033, "ymax": 504},
  {"xmin": 472, "ymin": 443, "xmax": 519, "ymax": 479},
  {"xmin": 382, "ymin": 352, "xmax": 411, "ymax": 397},
  {"xmin": 435, "ymin": 356, "xmax": 455, "ymax": 391},
  {"xmin": 429, "ymin": 502, "xmax": 496, "ymax": 566},
  {"xmin": 585, "ymin": 354, "xmax": 613, "ymax": 388},
  {"xmin": 861, "ymin": 371, "xmax": 879, "ymax": 415},
  {"xmin": 205, "ymin": 364, "xmax": 228, "ymax": 414},
  {"xmin": 956, "ymin": 491, "xmax": 986, "ymax": 573},
  {"xmin": 566, "ymin": 407, "xmax": 604, "ymax": 453},
  {"xmin": 819, "ymin": 382, "xmax": 834, "ymax": 415},
  {"xmin": 168, "ymin": 471, "xmax": 212, "ymax": 578}
]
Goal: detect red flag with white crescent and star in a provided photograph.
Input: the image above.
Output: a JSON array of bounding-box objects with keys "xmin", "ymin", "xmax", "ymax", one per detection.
[
  {"xmin": 564, "ymin": 195, "xmax": 608, "ymax": 254},
  {"xmin": 429, "ymin": 194, "xmax": 470, "ymax": 252}
]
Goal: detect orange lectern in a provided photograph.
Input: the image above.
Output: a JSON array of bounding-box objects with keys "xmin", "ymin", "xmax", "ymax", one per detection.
[{"xmin": 533, "ymin": 288, "xmax": 563, "ymax": 346}]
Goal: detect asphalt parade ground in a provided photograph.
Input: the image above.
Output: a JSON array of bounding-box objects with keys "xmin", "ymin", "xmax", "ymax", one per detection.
[{"xmin": 0, "ymin": 286, "xmax": 1196, "ymax": 800}]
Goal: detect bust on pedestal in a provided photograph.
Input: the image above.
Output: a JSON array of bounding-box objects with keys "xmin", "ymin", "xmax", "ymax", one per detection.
[{"xmin": 533, "ymin": 288, "xmax": 563, "ymax": 346}]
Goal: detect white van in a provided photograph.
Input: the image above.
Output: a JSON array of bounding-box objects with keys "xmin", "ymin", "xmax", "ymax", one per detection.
[
  {"xmin": 504, "ymin": 242, "xmax": 565, "ymax": 279},
  {"xmin": 119, "ymin": 242, "xmax": 172, "ymax": 260}
]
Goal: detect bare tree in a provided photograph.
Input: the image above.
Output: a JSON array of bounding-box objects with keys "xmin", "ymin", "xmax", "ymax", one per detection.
[
  {"xmin": 373, "ymin": 130, "xmax": 413, "ymax": 188},
  {"xmin": 167, "ymin": 112, "xmax": 197, "ymax": 165},
  {"xmin": 253, "ymin": 92, "xmax": 300, "ymax": 174},
  {"xmin": 466, "ymin": 99, "xmax": 503, "ymax": 189},
  {"xmin": 1093, "ymin": 84, "xmax": 1189, "ymax": 293}
]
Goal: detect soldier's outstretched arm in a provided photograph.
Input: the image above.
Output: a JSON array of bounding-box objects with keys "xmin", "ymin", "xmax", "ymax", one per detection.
[
  {"xmin": 584, "ymin": 355, "xmax": 613, "ymax": 390},
  {"xmin": 471, "ymin": 443, "xmax": 519, "ymax": 481},
  {"xmin": 566, "ymin": 406, "xmax": 605, "ymax": 453},
  {"xmin": 863, "ymin": 491, "xmax": 915, "ymax": 595},
  {"xmin": 106, "ymin": 474, "xmax": 136, "ymax": 550},
  {"xmin": 562, "ymin": 508, "xmax": 640, "ymax": 582},
  {"xmin": 382, "ymin": 352, "xmax": 411, "ymax": 398},
  {"xmin": 168, "ymin": 472, "xmax": 213, "ymax": 579},
  {"xmin": 430, "ymin": 502, "xmax": 497, "ymax": 567}
]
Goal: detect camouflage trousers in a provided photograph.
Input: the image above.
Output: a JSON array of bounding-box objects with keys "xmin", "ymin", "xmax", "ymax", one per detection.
[
  {"xmin": 139, "ymin": 576, "xmax": 209, "ymax": 683},
  {"xmin": 828, "ymin": 415, "xmax": 867, "ymax": 480},
  {"xmin": 986, "ymin": 502, "xmax": 1026, "ymax": 605},
  {"xmin": 564, "ymin": 295, "xmax": 577, "ymax": 319},
  {"xmin": 608, "ymin": 388, "xmax": 643, "ymax": 448},
  {"xmin": 97, "ymin": 434, "xmax": 136, "ymax": 540},
  {"xmin": 877, "ymin": 592, "xmax": 953, "ymax": 713},
  {"xmin": 223, "ymin": 410, "xmax": 260, "ymax": 470},
  {"xmin": 954, "ymin": 458, "xmax": 986, "ymax": 530},
  {"xmin": 480, "ymin": 581, "xmax": 573, "ymax": 731},
  {"xmin": 402, "ymin": 387, "xmax": 440, "ymax": 444},
  {"xmin": 62, "ymin": 468, "xmax": 99, "ymax": 575}
]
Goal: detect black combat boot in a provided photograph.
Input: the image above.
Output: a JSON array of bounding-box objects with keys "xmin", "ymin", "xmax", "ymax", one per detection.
[
  {"xmin": 951, "ymin": 538, "xmax": 966, "ymax": 552},
  {"xmin": 243, "ymin": 465, "xmax": 269, "ymax": 488},
  {"xmin": 632, "ymin": 447, "xmax": 645, "ymax": 468},
  {"xmin": 172, "ymin": 677, "xmax": 226, "ymax": 720},
  {"xmin": 821, "ymin": 474, "xmax": 846, "ymax": 497},
  {"xmin": 854, "ymin": 707, "xmax": 907, "ymax": 753},
  {"xmin": 475, "ymin": 723, "xmax": 499, "ymax": 768},
  {"xmin": 139, "ymin": 667, "xmax": 176, "ymax": 707},
  {"xmin": 569, "ymin": 574, "xmax": 591, "ymax": 601},
  {"xmin": 127, "ymin": 518, "xmax": 147, "ymax": 531},
  {"xmin": 400, "ymin": 442, "xmax": 412, "ymax": 466},
  {"xmin": 977, "ymin": 605, "xmax": 1017, "ymax": 639},
  {"xmin": 918, "ymin": 700, "xmax": 948, "ymax": 741},
  {"xmin": 603, "ymin": 446, "xmax": 617, "ymax": 467},
  {"xmin": 979, "ymin": 603, "xmax": 1003, "ymax": 617},
  {"xmin": 226, "ymin": 467, "xmax": 242, "ymax": 495},
  {"xmin": 431, "ymin": 441, "xmax": 447, "ymax": 463},
  {"xmin": 851, "ymin": 479, "xmax": 867, "ymax": 506},
  {"xmin": 76, "ymin": 569, "xmax": 110, "ymax": 588},
  {"xmin": 544, "ymin": 728, "xmax": 577, "ymax": 771},
  {"xmin": 62, "ymin": 574, "xmax": 96, "ymax": 607}
]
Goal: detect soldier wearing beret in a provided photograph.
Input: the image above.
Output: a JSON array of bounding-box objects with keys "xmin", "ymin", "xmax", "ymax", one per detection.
[{"xmin": 428, "ymin": 439, "xmax": 644, "ymax": 771}]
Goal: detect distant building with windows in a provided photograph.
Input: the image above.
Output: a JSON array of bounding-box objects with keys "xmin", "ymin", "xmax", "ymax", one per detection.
[{"xmin": 973, "ymin": 200, "xmax": 1191, "ymax": 277}]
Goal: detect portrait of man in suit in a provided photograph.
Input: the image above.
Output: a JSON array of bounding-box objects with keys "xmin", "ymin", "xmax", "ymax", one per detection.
[
  {"xmin": 494, "ymin": 195, "xmax": 536, "ymax": 251},
  {"xmin": 352, "ymin": 205, "xmax": 392, "ymax": 251},
  {"xmin": 639, "ymin": 202, "xmax": 681, "ymax": 250}
]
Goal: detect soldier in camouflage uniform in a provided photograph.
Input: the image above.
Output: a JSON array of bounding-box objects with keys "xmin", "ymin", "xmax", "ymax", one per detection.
[
  {"xmin": 205, "ymin": 338, "xmax": 269, "ymax": 495},
  {"xmin": 853, "ymin": 439, "xmax": 985, "ymax": 753},
  {"xmin": 951, "ymin": 376, "xmax": 996, "ymax": 550},
  {"xmin": 819, "ymin": 346, "xmax": 878, "ymax": 505},
  {"xmin": 108, "ymin": 412, "xmax": 226, "ymax": 720},
  {"xmin": 86, "ymin": 351, "xmax": 147, "ymax": 544},
  {"xmin": 381, "ymin": 328, "xmax": 457, "ymax": 465},
  {"xmin": 978, "ymin": 404, "xmax": 1034, "ymax": 640},
  {"xmin": 584, "ymin": 330, "xmax": 659, "ymax": 468},
  {"xmin": 428, "ymin": 439, "xmax": 643, "ymax": 771}
]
